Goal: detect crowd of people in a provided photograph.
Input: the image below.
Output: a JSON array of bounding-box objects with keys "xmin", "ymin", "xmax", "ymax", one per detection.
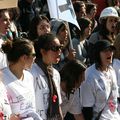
[{"xmin": 0, "ymin": 0, "xmax": 120, "ymax": 120}]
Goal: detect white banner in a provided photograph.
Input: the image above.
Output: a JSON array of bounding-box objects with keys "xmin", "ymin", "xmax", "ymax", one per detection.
[{"xmin": 47, "ymin": 0, "xmax": 80, "ymax": 29}]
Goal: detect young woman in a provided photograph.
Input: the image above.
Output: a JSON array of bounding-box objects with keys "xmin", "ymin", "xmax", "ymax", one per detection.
[
  {"xmin": 1, "ymin": 38, "xmax": 41, "ymax": 120},
  {"xmin": 85, "ymin": 2, "xmax": 98, "ymax": 32},
  {"xmin": 0, "ymin": 9, "xmax": 11, "ymax": 69},
  {"xmin": 60, "ymin": 59, "xmax": 86, "ymax": 120},
  {"xmin": 72, "ymin": 17, "xmax": 92, "ymax": 65},
  {"xmin": 30, "ymin": 33, "xmax": 63, "ymax": 120},
  {"xmin": 28, "ymin": 15, "xmax": 51, "ymax": 41},
  {"xmin": 51, "ymin": 19, "xmax": 76, "ymax": 71},
  {"xmin": 88, "ymin": 7, "xmax": 119, "ymax": 64},
  {"xmin": 81, "ymin": 40, "xmax": 120, "ymax": 120}
]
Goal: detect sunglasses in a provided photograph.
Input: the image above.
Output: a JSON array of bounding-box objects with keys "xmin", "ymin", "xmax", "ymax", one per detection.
[
  {"xmin": 48, "ymin": 45, "xmax": 63, "ymax": 52},
  {"xmin": 29, "ymin": 53, "xmax": 36, "ymax": 57}
]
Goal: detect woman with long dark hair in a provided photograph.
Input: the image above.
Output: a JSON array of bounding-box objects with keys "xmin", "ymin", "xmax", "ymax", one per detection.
[
  {"xmin": 81, "ymin": 40, "xmax": 120, "ymax": 120},
  {"xmin": 60, "ymin": 59, "xmax": 86, "ymax": 120},
  {"xmin": 30, "ymin": 33, "xmax": 63, "ymax": 120}
]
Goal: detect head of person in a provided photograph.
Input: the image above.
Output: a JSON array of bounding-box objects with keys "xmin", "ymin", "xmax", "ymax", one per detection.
[
  {"xmin": 2, "ymin": 38, "xmax": 35, "ymax": 69},
  {"xmin": 94, "ymin": 40, "xmax": 116, "ymax": 69},
  {"xmin": 60, "ymin": 59, "xmax": 87, "ymax": 99},
  {"xmin": 50, "ymin": 19, "xmax": 68, "ymax": 47},
  {"xmin": 34, "ymin": 33, "xmax": 62, "ymax": 65},
  {"xmin": 28, "ymin": 15, "xmax": 50, "ymax": 41},
  {"xmin": 0, "ymin": 9, "xmax": 10, "ymax": 35},
  {"xmin": 99, "ymin": 7, "xmax": 119, "ymax": 34},
  {"xmin": 73, "ymin": 1, "xmax": 86, "ymax": 18},
  {"xmin": 85, "ymin": 2, "xmax": 97, "ymax": 19},
  {"xmin": 77, "ymin": 17, "xmax": 92, "ymax": 38}
]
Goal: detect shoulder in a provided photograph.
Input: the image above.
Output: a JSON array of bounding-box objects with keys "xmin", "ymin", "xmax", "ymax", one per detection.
[
  {"xmin": 53, "ymin": 67, "xmax": 60, "ymax": 75},
  {"xmin": 85, "ymin": 64, "xmax": 96, "ymax": 78},
  {"xmin": 2, "ymin": 67, "xmax": 10, "ymax": 78},
  {"xmin": 72, "ymin": 38, "xmax": 79, "ymax": 45},
  {"xmin": 88, "ymin": 32, "xmax": 99, "ymax": 44},
  {"xmin": 113, "ymin": 59, "xmax": 120, "ymax": 67},
  {"xmin": 24, "ymin": 70, "xmax": 33, "ymax": 78},
  {"xmin": 53, "ymin": 67, "xmax": 60, "ymax": 82},
  {"xmin": 30, "ymin": 63, "xmax": 45, "ymax": 75}
]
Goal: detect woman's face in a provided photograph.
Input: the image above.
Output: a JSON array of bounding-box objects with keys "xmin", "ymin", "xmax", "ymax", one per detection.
[
  {"xmin": 0, "ymin": 11, "xmax": 10, "ymax": 34},
  {"xmin": 78, "ymin": 4, "xmax": 86, "ymax": 19},
  {"xmin": 106, "ymin": 17, "xmax": 118, "ymax": 33},
  {"xmin": 37, "ymin": 20, "xmax": 51, "ymax": 36},
  {"xmin": 42, "ymin": 38, "xmax": 62, "ymax": 65},
  {"xmin": 57, "ymin": 25, "xmax": 68, "ymax": 46},
  {"xmin": 25, "ymin": 47, "xmax": 36, "ymax": 69},
  {"xmin": 90, "ymin": 6, "xmax": 97, "ymax": 18},
  {"xmin": 100, "ymin": 47, "xmax": 114, "ymax": 66},
  {"xmin": 84, "ymin": 23, "xmax": 92, "ymax": 38}
]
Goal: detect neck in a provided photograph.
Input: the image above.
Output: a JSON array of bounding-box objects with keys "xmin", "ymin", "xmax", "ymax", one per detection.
[
  {"xmin": 42, "ymin": 57, "xmax": 52, "ymax": 66},
  {"xmin": 99, "ymin": 65, "xmax": 109, "ymax": 72},
  {"xmin": 9, "ymin": 63, "xmax": 24, "ymax": 80},
  {"xmin": 80, "ymin": 35, "xmax": 86, "ymax": 41}
]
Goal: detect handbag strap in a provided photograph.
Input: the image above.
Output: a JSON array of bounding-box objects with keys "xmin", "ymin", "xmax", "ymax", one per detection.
[{"xmin": 95, "ymin": 90, "xmax": 112, "ymax": 120}]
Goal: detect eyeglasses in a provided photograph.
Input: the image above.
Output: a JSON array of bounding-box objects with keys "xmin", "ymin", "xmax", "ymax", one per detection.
[
  {"xmin": 29, "ymin": 53, "xmax": 36, "ymax": 57},
  {"xmin": 48, "ymin": 45, "xmax": 63, "ymax": 52}
]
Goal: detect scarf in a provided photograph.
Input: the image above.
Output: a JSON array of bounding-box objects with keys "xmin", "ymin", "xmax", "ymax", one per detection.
[{"xmin": 35, "ymin": 59, "xmax": 60, "ymax": 118}]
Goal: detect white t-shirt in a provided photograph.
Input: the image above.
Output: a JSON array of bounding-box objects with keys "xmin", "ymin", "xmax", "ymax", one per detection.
[
  {"xmin": 80, "ymin": 64, "xmax": 120, "ymax": 120},
  {"xmin": 61, "ymin": 88, "xmax": 82, "ymax": 117},
  {"xmin": 113, "ymin": 59, "xmax": 120, "ymax": 95},
  {"xmin": 0, "ymin": 38, "xmax": 7, "ymax": 69},
  {"xmin": 2, "ymin": 67, "xmax": 36, "ymax": 117},
  {"xmin": 30, "ymin": 63, "xmax": 62, "ymax": 120},
  {"xmin": 113, "ymin": 58, "xmax": 120, "ymax": 113},
  {"xmin": 0, "ymin": 81, "xmax": 12, "ymax": 120}
]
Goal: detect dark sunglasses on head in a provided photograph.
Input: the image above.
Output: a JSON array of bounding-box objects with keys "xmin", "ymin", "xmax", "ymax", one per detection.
[{"xmin": 49, "ymin": 45, "xmax": 63, "ymax": 52}]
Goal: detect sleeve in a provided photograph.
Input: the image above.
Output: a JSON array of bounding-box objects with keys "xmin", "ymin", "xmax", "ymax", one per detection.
[
  {"xmin": 72, "ymin": 38, "xmax": 86, "ymax": 62},
  {"xmin": 80, "ymin": 76, "xmax": 95, "ymax": 107},
  {"xmin": 88, "ymin": 32, "xmax": 98, "ymax": 44},
  {"xmin": 68, "ymin": 89, "xmax": 82, "ymax": 115}
]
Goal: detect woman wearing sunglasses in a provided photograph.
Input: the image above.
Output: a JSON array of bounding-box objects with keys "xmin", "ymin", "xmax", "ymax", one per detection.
[
  {"xmin": 30, "ymin": 33, "xmax": 63, "ymax": 120},
  {"xmin": 1, "ymin": 38, "xmax": 42, "ymax": 120}
]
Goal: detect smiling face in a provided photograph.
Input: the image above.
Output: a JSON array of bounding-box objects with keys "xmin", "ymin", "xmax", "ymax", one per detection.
[{"xmin": 0, "ymin": 10, "xmax": 10, "ymax": 34}]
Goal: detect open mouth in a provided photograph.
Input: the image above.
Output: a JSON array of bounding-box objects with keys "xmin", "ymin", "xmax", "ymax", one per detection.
[
  {"xmin": 111, "ymin": 26, "xmax": 116, "ymax": 30},
  {"xmin": 107, "ymin": 56, "xmax": 112, "ymax": 60}
]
